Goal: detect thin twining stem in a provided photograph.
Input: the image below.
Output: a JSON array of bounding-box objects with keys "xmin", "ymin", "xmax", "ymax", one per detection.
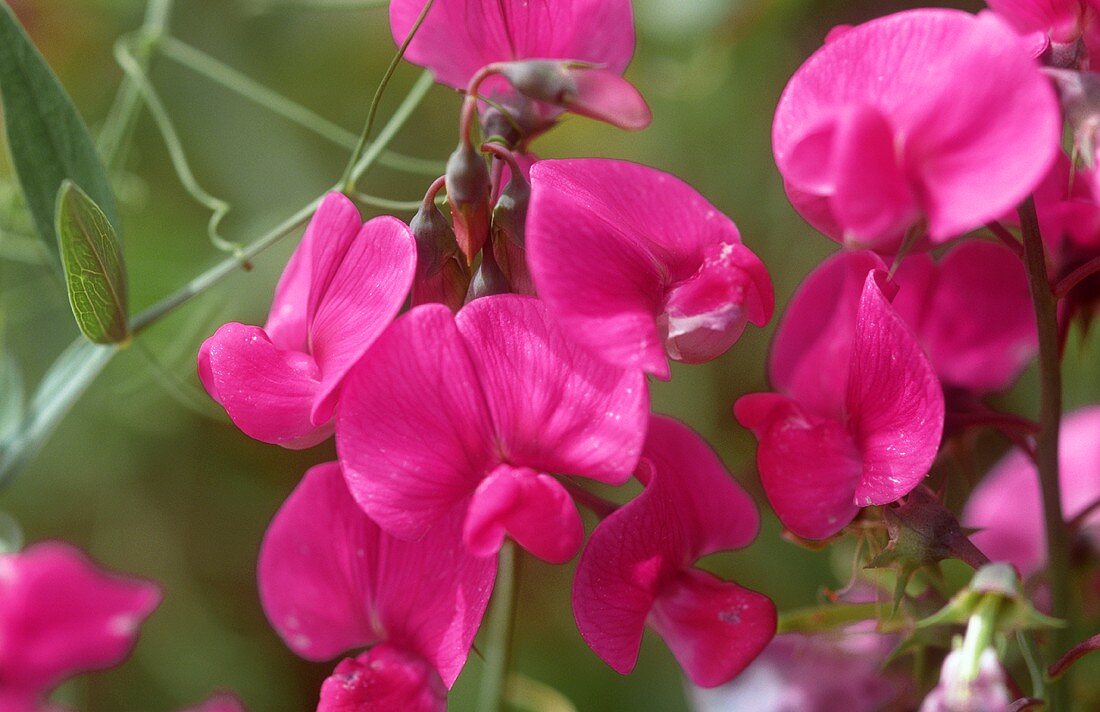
[
  {"xmin": 247, "ymin": 0, "xmax": 389, "ymax": 13},
  {"xmin": 130, "ymin": 71, "xmax": 435, "ymax": 335},
  {"xmin": 1055, "ymin": 253, "xmax": 1100, "ymax": 298},
  {"xmin": 115, "ymin": 37, "xmax": 239, "ymax": 256},
  {"xmin": 340, "ymin": 0, "xmax": 436, "ymax": 190},
  {"xmin": 156, "ymin": 37, "xmax": 442, "ymax": 176}
]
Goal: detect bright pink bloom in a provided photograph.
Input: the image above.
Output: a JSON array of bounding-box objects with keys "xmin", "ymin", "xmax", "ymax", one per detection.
[
  {"xmin": 690, "ymin": 629, "xmax": 911, "ymax": 712},
  {"xmin": 198, "ymin": 193, "xmax": 415, "ymax": 449},
  {"xmin": 773, "ymin": 9, "xmax": 1060, "ymax": 251},
  {"xmin": 572, "ymin": 416, "xmax": 775, "ymax": 687},
  {"xmin": 736, "ymin": 269, "xmax": 944, "ymax": 539},
  {"xmin": 964, "ymin": 406, "xmax": 1100, "ymax": 578},
  {"xmin": 527, "ymin": 159, "xmax": 773, "ymax": 379},
  {"xmin": 258, "ymin": 462, "xmax": 494, "ymax": 706},
  {"xmin": 0, "ymin": 543, "xmax": 160, "ymax": 710},
  {"xmin": 987, "ymin": 0, "xmax": 1100, "ymax": 59},
  {"xmin": 336, "ymin": 294, "xmax": 648, "ymax": 563}
]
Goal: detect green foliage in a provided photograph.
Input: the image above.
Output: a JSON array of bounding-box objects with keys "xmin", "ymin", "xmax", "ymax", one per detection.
[
  {"xmin": 55, "ymin": 181, "xmax": 130, "ymax": 344},
  {"xmin": 0, "ymin": 0, "xmax": 119, "ymax": 266}
]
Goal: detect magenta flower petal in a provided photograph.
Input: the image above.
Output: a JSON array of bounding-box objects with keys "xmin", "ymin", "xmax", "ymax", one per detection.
[
  {"xmin": 987, "ymin": 0, "xmax": 1087, "ymax": 43},
  {"xmin": 649, "ymin": 569, "xmax": 778, "ymax": 688},
  {"xmin": 307, "ymin": 215, "xmax": 416, "ymax": 424},
  {"xmin": 391, "ymin": 0, "xmax": 635, "ymax": 90},
  {"xmin": 455, "ymin": 294, "xmax": 648, "ymax": 483},
  {"xmin": 774, "ymin": 9, "xmax": 1060, "ymax": 249},
  {"xmin": 847, "ymin": 272, "xmax": 944, "ymax": 506},
  {"xmin": 258, "ymin": 462, "xmax": 495, "ymax": 685},
  {"xmin": 563, "ymin": 68, "xmax": 652, "ymax": 131},
  {"xmin": 735, "ymin": 394, "xmax": 863, "ymax": 539},
  {"xmin": 317, "ymin": 646, "xmax": 446, "ymax": 712},
  {"xmin": 528, "ymin": 159, "xmax": 773, "ymax": 378},
  {"xmin": 197, "ymin": 322, "xmax": 328, "ymax": 450},
  {"xmin": 0, "ymin": 543, "xmax": 160, "ymax": 697},
  {"xmin": 464, "ymin": 466, "xmax": 584, "ymax": 563},
  {"xmin": 573, "ymin": 415, "xmax": 773, "ymax": 685}
]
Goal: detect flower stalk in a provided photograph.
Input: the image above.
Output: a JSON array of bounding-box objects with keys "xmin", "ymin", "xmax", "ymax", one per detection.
[{"xmin": 478, "ymin": 541, "xmax": 519, "ymax": 712}]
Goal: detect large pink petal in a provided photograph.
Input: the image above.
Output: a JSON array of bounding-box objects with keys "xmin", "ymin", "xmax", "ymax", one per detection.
[
  {"xmin": 914, "ymin": 242, "xmax": 1036, "ymax": 393},
  {"xmin": 847, "ymin": 272, "xmax": 944, "ymax": 506},
  {"xmin": 309, "ymin": 216, "xmax": 416, "ymax": 424},
  {"xmin": 259, "ymin": 463, "xmax": 495, "ymax": 685},
  {"xmin": 774, "ymin": 9, "xmax": 1060, "ymax": 245},
  {"xmin": 769, "ymin": 251, "xmax": 884, "ymax": 419},
  {"xmin": 648, "ymin": 569, "xmax": 776, "ymax": 688},
  {"xmin": 391, "ymin": 0, "xmax": 635, "ymax": 90},
  {"xmin": 264, "ymin": 221, "xmax": 313, "ymax": 353},
  {"xmin": 317, "ymin": 646, "xmax": 446, "ymax": 712},
  {"xmin": 0, "ymin": 543, "xmax": 159, "ymax": 694},
  {"xmin": 463, "ymin": 465, "xmax": 584, "ymax": 564},
  {"xmin": 572, "ymin": 416, "xmax": 765, "ymax": 678},
  {"xmin": 528, "ymin": 159, "xmax": 760, "ymax": 378},
  {"xmin": 336, "ymin": 305, "xmax": 495, "ymax": 541},
  {"xmin": 197, "ymin": 323, "xmax": 329, "ymax": 449},
  {"xmin": 735, "ymin": 393, "xmax": 863, "ymax": 540},
  {"xmin": 456, "ymin": 295, "xmax": 648, "ymax": 484}
]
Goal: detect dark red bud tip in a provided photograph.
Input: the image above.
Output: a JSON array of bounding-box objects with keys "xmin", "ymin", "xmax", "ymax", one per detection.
[{"xmin": 445, "ymin": 143, "xmax": 491, "ymax": 263}]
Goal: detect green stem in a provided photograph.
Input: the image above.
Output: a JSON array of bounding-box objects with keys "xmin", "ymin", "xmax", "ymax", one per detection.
[
  {"xmin": 479, "ymin": 542, "xmax": 519, "ymax": 712},
  {"xmin": 776, "ymin": 602, "xmax": 882, "ymax": 634},
  {"xmin": 1019, "ymin": 197, "xmax": 1072, "ymax": 711},
  {"xmin": 154, "ymin": 38, "xmax": 441, "ymax": 176},
  {"xmin": 1018, "ymin": 631, "xmax": 1047, "ymax": 700},
  {"xmin": 130, "ymin": 70, "xmax": 433, "ymax": 334},
  {"xmin": 248, "ymin": 0, "xmax": 388, "ymax": 12},
  {"xmin": 98, "ymin": 0, "xmax": 174, "ymax": 170},
  {"xmin": 340, "ymin": 0, "xmax": 435, "ymax": 190}
]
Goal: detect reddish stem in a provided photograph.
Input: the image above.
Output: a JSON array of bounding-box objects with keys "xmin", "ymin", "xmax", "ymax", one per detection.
[
  {"xmin": 987, "ymin": 221, "xmax": 1025, "ymax": 258},
  {"xmin": 420, "ymin": 175, "xmax": 447, "ymax": 211},
  {"xmin": 1055, "ymin": 253, "xmax": 1100, "ymax": 298},
  {"xmin": 1048, "ymin": 633, "xmax": 1100, "ymax": 680}
]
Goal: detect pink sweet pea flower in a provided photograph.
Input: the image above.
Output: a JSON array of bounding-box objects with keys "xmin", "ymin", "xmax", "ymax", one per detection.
[
  {"xmin": 258, "ymin": 462, "xmax": 494, "ymax": 709},
  {"xmin": 736, "ymin": 268, "xmax": 944, "ymax": 540},
  {"xmin": 336, "ymin": 294, "xmax": 648, "ymax": 564},
  {"xmin": 572, "ymin": 415, "xmax": 776, "ymax": 688},
  {"xmin": 526, "ymin": 159, "xmax": 773, "ymax": 379},
  {"xmin": 773, "ymin": 9, "xmax": 1060, "ymax": 252},
  {"xmin": 0, "ymin": 543, "xmax": 160, "ymax": 710},
  {"xmin": 198, "ymin": 193, "xmax": 415, "ymax": 449},
  {"xmin": 391, "ymin": 0, "xmax": 648, "ymax": 137},
  {"xmin": 987, "ymin": 0, "xmax": 1100, "ymax": 61},
  {"xmin": 964, "ymin": 406, "xmax": 1100, "ymax": 578}
]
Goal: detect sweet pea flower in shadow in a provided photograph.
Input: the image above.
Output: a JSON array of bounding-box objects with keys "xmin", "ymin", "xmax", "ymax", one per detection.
[
  {"xmin": 0, "ymin": 543, "xmax": 160, "ymax": 711},
  {"xmin": 527, "ymin": 159, "xmax": 773, "ymax": 380},
  {"xmin": 198, "ymin": 193, "xmax": 416, "ymax": 449},
  {"xmin": 391, "ymin": 0, "xmax": 646, "ymax": 136},
  {"xmin": 336, "ymin": 294, "xmax": 648, "ymax": 564},
  {"xmin": 986, "ymin": 0, "xmax": 1100, "ymax": 63},
  {"xmin": 736, "ymin": 268, "xmax": 943, "ymax": 540},
  {"xmin": 773, "ymin": 9, "xmax": 1060, "ymax": 253},
  {"xmin": 572, "ymin": 416, "xmax": 776, "ymax": 688},
  {"xmin": 258, "ymin": 463, "xmax": 495, "ymax": 712},
  {"xmin": 964, "ymin": 406, "xmax": 1100, "ymax": 579}
]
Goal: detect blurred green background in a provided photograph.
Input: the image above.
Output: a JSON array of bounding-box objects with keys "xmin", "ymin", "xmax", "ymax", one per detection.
[{"xmin": 2, "ymin": 0, "xmax": 1099, "ymax": 710}]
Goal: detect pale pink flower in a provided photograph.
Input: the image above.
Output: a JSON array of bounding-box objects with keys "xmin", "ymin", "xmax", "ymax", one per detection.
[
  {"xmin": 335, "ymin": 294, "xmax": 648, "ymax": 564},
  {"xmin": 773, "ymin": 9, "xmax": 1060, "ymax": 252},
  {"xmin": 572, "ymin": 416, "xmax": 775, "ymax": 687},
  {"xmin": 0, "ymin": 543, "xmax": 160, "ymax": 711},
  {"xmin": 258, "ymin": 463, "xmax": 494, "ymax": 709},
  {"xmin": 964, "ymin": 406, "xmax": 1100, "ymax": 578},
  {"xmin": 527, "ymin": 159, "xmax": 773, "ymax": 379},
  {"xmin": 198, "ymin": 193, "xmax": 415, "ymax": 449},
  {"xmin": 919, "ymin": 648, "xmax": 1011, "ymax": 712},
  {"xmin": 736, "ymin": 269, "xmax": 944, "ymax": 539}
]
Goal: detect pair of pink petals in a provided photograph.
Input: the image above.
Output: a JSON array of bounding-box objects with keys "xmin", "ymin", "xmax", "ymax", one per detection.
[
  {"xmin": 0, "ymin": 543, "xmax": 160, "ymax": 710},
  {"xmin": 965, "ymin": 406, "xmax": 1100, "ymax": 578},
  {"xmin": 391, "ymin": 0, "xmax": 649, "ymax": 133},
  {"xmin": 774, "ymin": 8, "xmax": 1060, "ymax": 252},
  {"xmin": 258, "ymin": 462, "xmax": 494, "ymax": 711},
  {"xmin": 573, "ymin": 416, "xmax": 776, "ymax": 688},
  {"xmin": 198, "ymin": 193, "xmax": 416, "ymax": 449},
  {"xmin": 335, "ymin": 294, "xmax": 648, "ymax": 565},
  {"xmin": 527, "ymin": 159, "xmax": 774, "ymax": 380},
  {"xmin": 737, "ymin": 267, "xmax": 945, "ymax": 540}
]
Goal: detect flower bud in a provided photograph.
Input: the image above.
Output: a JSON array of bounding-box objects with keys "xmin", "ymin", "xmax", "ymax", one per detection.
[
  {"xmin": 918, "ymin": 563, "xmax": 1062, "ymax": 634},
  {"xmin": 919, "ymin": 647, "xmax": 1011, "ymax": 712},
  {"xmin": 492, "ymin": 174, "xmax": 534, "ymax": 295},
  {"xmin": 445, "ymin": 142, "xmax": 491, "ymax": 263},
  {"xmin": 497, "ymin": 60, "xmax": 652, "ymax": 131},
  {"xmin": 1046, "ymin": 68, "xmax": 1100, "ymax": 166},
  {"xmin": 410, "ymin": 201, "xmax": 470, "ymax": 312},
  {"xmin": 465, "ymin": 245, "xmax": 511, "ymax": 303}
]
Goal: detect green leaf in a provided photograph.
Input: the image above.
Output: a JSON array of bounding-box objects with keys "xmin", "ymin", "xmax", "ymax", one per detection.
[
  {"xmin": 55, "ymin": 181, "xmax": 129, "ymax": 344},
  {"xmin": 0, "ymin": 337, "xmax": 116, "ymax": 485},
  {"xmin": 0, "ymin": 1, "xmax": 119, "ymax": 265}
]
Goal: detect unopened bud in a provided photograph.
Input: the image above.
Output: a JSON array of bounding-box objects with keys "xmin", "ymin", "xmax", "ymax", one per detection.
[
  {"xmin": 498, "ymin": 60, "xmax": 652, "ymax": 131},
  {"xmin": 465, "ymin": 247, "xmax": 511, "ymax": 303},
  {"xmin": 492, "ymin": 175, "xmax": 534, "ymax": 295},
  {"xmin": 445, "ymin": 143, "xmax": 491, "ymax": 263},
  {"xmin": 410, "ymin": 200, "xmax": 469, "ymax": 312}
]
